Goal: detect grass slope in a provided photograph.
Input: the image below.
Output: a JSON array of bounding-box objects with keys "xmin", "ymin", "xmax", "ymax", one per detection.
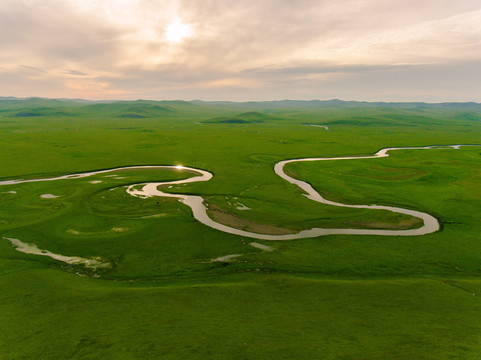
[{"xmin": 0, "ymin": 99, "xmax": 480, "ymax": 359}]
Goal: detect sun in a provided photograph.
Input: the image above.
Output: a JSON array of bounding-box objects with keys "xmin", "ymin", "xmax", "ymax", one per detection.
[{"xmin": 165, "ymin": 18, "xmax": 192, "ymax": 43}]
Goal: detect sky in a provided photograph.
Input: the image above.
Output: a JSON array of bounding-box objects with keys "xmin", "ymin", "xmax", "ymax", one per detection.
[{"xmin": 1, "ymin": 0, "xmax": 481, "ymax": 102}]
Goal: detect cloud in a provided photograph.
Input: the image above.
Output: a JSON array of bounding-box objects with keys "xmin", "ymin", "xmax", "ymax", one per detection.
[
  {"xmin": 0, "ymin": 0, "xmax": 480, "ymax": 100},
  {"xmin": 20, "ymin": 65, "xmax": 46, "ymax": 73},
  {"xmin": 64, "ymin": 69, "xmax": 89, "ymax": 76}
]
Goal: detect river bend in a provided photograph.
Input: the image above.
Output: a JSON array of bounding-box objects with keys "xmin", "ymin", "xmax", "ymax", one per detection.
[{"xmin": 0, "ymin": 145, "xmax": 473, "ymax": 244}]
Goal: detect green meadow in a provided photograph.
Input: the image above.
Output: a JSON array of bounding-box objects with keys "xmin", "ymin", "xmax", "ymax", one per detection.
[{"xmin": 1, "ymin": 98, "xmax": 481, "ymax": 359}]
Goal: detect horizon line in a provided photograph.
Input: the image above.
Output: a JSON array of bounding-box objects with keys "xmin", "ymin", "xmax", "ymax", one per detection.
[{"xmin": 1, "ymin": 96, "xmax": 480, "ymax": 105}]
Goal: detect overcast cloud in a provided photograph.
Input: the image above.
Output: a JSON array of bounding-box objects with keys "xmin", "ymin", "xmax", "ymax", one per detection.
[{"xmin": 0, "ymin": 0, "xmax": 480, "ymax": 101}]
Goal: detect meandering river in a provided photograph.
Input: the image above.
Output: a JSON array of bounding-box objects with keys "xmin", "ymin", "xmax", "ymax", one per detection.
[
  {"xmin": 0, "ymin": 145, "xmax": 471, "ymax": 241},
  {"xmin": 0, "ymin": 145, "xmax": 474, "ymax": 266}
]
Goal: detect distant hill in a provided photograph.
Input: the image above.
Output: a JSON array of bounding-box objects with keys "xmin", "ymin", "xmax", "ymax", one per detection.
[
  {"xmin": 0, "ymin": 97, "xmax": 85, "ymax": 109},
  {"xmin": 7, "ymin": 107, "xmax": 78, "ymax": 117},
  {"xmin": 203, "ymin": 111, "xmax": 278, "ymax": 124},
  {"xmin": 1, "ymin": 97, "xmax": 480, "ymax": 124}
]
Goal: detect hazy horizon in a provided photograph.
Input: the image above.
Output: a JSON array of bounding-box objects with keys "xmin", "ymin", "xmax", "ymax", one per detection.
[
  {"xmin": 1, "ymin": 0, "xmax": 480, "ymax": 102},
  {"xmin": 3, "ymin": 95, "xmax": 481, "ymax": 105}
]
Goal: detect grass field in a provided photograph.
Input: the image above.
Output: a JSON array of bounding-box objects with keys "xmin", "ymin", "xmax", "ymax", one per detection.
[{"xmin": 1, "ymin": 98, "xmax": 481, "ymax": 359}]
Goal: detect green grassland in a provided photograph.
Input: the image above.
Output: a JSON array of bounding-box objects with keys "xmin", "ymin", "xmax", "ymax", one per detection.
[{"xmin": 1, "ymin": 98, "xmax": 481, "ymax": 359}]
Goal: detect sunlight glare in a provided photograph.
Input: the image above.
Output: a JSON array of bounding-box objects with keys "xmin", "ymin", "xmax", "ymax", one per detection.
[{"xmin": 166, "ymin": 18, "xmax": 192, "ymax": 43}]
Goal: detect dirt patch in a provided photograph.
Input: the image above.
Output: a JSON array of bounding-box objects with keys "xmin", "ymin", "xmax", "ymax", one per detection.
[
  {"xmin": 210, "ymin": 254, "xmax": 242, "ymax": 262},
  {"xmin": 40, "ymin": 193, "xmax": 59, "ymax": 199},
  {"xmin": 344, "ymin": 217, "xmax": 422, "ymax": 230},
  {"xmin": 207, "ymin": 204, "xmax": 295, "ymax": 235},
  {"xmin": 250, "ymin": 242, "xmax": 274, "ymax": 252}
]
